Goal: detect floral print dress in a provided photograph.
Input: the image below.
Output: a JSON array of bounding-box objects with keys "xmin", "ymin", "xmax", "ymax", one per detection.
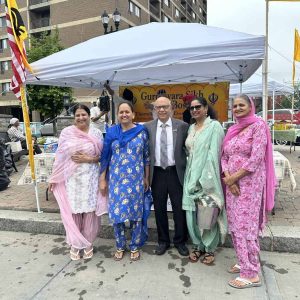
[
  {"xmin": 108, "ymin": 130, "xmax": 150, "ymax": 224},
  {"xmin": 221, "ymin": 120, "xmax": 267, "ymax": 239},
  {"xmin": 66, "ymin": 127, "xmax": 103, "ymax": 214}
]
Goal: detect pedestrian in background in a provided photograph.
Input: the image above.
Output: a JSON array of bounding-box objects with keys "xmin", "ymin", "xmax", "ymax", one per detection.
[
  {"xmin": 49, "ymin": 104, "xmax": 106, "ymax": 261},
  {"xmin": 144, "ymin": 97, "xmax": 189, "ymax": 257},
  {"xmin": 182, "ymin": 97, "xmax": 227, "ymax": 265},
  {"xmin": 221, "ymin": 94, "xmax": 276, "ymax": 289},
  {"xmin": 90, "ymin": 100, "xmax": 108, "ymax": 136},
  {"xmin": 7, "ymin": 118, "xmax": 42, "ymax": 154},
  {"xmin": 100, "ymin": 101, "xmax": 150, "ymax": 261}
]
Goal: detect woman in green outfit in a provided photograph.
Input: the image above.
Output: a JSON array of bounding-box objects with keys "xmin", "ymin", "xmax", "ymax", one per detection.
[{"xmin": 182, "ymin": 97, "xmax": 227, "ymax": 265}]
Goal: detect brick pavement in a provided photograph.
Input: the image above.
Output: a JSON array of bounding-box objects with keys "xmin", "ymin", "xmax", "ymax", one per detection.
[{"xmin": 0, "ymin": 146, "xmax": 299, "ymax": 226}]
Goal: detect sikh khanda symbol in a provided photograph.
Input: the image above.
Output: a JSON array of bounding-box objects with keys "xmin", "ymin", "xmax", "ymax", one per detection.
[
  {"xmin": 11, "ymin": 7, "xmax": 27, "ymax": 40},
  {"xmin": 208, "ymin": 93, "xmax": 218, "ymax": 105}
]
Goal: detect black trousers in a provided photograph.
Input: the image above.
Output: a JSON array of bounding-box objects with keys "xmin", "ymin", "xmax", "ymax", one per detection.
[
  {"xmin": 151, "ymin": 166, "xmax": 188, "ymax": 246},
  {"xmin": 21, "ymin": 139, "xmax": 42, "ymax": 155}
]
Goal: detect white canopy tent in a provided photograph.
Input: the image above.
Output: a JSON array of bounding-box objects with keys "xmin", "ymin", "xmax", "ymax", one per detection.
[
  {"xmin": 229, "ymin": 80, "xmax": 294, "ymax": 97},
  {"xmin": 26, "ymin": 23, "xmax": 265, "ymax": 89},
  {"xmin": 229, "ymin": 79, "xmax": 294, "ymax": 142}
]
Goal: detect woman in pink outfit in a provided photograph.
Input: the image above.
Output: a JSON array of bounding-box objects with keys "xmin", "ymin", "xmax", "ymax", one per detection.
[
  {"xmin": 221, "ymin": 94, "xmax": 276, "ymax": 289},
  {"xmin": 49, "ymin": 104, "xmax": 107, "ymax": 261}
]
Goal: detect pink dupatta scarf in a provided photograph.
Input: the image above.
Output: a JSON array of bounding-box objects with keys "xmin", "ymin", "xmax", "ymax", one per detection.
[
  {"xmin": 49, "ymin": 125, "xmax": 107, "ymax": 249},
  {"xmin": 222, "ymin": 100, "xmax": 276, "ymax": 231}
]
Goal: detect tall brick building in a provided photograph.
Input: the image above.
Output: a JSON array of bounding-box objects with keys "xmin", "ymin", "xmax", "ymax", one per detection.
[{"xmin": 0, "ymin": 0, "xmax": 207, "ymax": 118}]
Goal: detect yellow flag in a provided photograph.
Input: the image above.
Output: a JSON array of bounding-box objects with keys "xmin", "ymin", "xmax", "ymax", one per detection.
[
  {"xmin": 292, "ymin": 29, "xmax": 300, "ymax": 85},
  {"xmin": 6, "ymin": 0, "xmax": 33, "ymax": 73}
]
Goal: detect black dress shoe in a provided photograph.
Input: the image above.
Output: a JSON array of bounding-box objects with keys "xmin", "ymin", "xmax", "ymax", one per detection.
[
  {"xmin": 175, "ymin": 244, "xmax": 189, "ymax": 256},
  {"xmin": 155, "ymin": 244, "xmax": 170, "ymax": 255}
]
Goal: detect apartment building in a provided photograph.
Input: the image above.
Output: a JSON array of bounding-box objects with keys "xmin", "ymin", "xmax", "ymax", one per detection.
[{"xmin": 0, "ymin": 0, "xmax": 207, "ymax": 117}]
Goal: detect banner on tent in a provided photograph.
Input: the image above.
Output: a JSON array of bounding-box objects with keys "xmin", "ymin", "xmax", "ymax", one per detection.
[{"xmin": 119, "ymin": 82, "xmax": 229, "ymax": 123}]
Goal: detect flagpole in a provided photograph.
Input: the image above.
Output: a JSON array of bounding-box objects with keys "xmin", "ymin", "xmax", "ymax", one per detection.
[
  {"xmin": 262, "ymin": 0, "xmax": 269, "ymax": 121},
  {"xmin": 20, "ymin": 85, "xmax": 42, "ymax": 213}
]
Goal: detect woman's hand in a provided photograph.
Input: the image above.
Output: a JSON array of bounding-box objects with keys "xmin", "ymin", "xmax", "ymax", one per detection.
[
  {"xmin": 223, "ymin": 174, "xmax": 238, "ymax": 187},
  {"xmin": 99, "ymin": 179, "xmax": 107, "ymax": 196},
  {"xmin": 229, "ymin": 183, "xmax": 240, "ymax": 196},
  {"xmin": 71, "ymin": 151, "xmax": 91, "ymax": 163},
  {"xmin": 48, "ymin": 183, "xmax": 55, "ymax": 192},
  {"xmin": 144, "ymin": 177, "xmax": 149, "ymax": 192}
]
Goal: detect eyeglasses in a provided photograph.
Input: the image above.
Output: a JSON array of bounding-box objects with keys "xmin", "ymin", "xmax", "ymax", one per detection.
[
  {"xmin": 189, "ymin": 105, "xmax": 202, "ymax": 111},
  {"xmin": 154, "ymin": 105, "xmax": 170, "ymax": 111}
]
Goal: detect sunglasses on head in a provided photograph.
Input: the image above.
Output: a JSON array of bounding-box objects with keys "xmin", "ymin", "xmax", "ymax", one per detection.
[{"xmin": 189, "ymin": 104, "xmax": 202, "ymax": 111}]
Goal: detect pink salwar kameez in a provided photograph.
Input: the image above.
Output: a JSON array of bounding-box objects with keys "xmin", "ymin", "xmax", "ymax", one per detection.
[
  {"xmin": 222, "ymin": 120, "xmax": 268, "ymax": 278},
  {"xmin": 49, "ymin": 125, "xmax": 107, "ymax": 250}
]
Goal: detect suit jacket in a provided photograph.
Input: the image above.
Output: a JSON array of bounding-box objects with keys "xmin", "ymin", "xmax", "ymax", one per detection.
[{"xmin": 144, "ymin": 118, "xmax": 189, "ymax": 186}]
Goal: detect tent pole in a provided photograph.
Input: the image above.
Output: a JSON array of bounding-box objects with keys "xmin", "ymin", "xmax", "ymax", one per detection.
[
  {"xmin": 34, "ymin": 181, "xmax": 42, "ymax": 213},
  {"xmin": 262, "ymin": 0, "xmax": 269, "ymax": 121},
  {"xmin": 20, "ymin": 85, "xmax": 42, "ymax": 213},
  {"xmin": 239, "ymin": 83, "xmax": 242, "ymax": 94}
]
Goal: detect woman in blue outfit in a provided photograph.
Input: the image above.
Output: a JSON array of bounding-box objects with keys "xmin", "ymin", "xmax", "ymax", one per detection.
[{"xmin": 100, "ymin": 101, "xmax": 150, "ymax": 261}]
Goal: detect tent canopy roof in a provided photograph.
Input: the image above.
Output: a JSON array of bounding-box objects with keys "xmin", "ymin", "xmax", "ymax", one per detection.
[
  {"xmin": 230, "ymin": 79, "xmax": 294, "ymax": 97},
  {"xmin": 26, "ymin": 22, "xmax": 265, "ymax": 89}
]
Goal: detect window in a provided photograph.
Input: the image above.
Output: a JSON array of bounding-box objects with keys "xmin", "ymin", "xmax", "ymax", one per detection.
[
  {"xmin": 129, "ymin": 1, "xmax": 134, "ymax": 13},
  {"xmin": 129, "ymin": 1, "xmax": 141, "ymax": 17},
  {"xmin": 2, "ymin": 82, "xmax": 10, "ymax": 95},
  {"xmin": 199, "ymin": 7, "xmax": 203, "ymax": 14},
  {"xmin": 164, "ymin": 0, "xmax": 170, "ymax": 7},
  {"xmin": 135, "ymin": 5, "xmax": 141, "ymax": 17},
  {"xmin": 0, "ymin": 61, "xmax": 9, "ymax": 73},
  {"xmin": 192, "ymin": 11, "xmax": 196, "ymax": 19},
  {"xmin": 192, "ymin": 0, "xmax": 196, "ymax": 4},
  {"xmin": 163, "ymin": 15, "xmax": 169, "ymax": 22},
  {"xmin": 175, "ymin": 8, "xmax": 179, "ymax": 18},
  {"xmin": 0, "ymin": 39, "xmax": 8, "ymax": 50},
  {"xmin": 0, "ymin": 16, "xmax": 6, "ymax": 28}
]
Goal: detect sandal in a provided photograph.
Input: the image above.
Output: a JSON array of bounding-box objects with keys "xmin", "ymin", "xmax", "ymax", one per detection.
[
  {"xmin": 114, "ymin": 249, "xmax": 125, "ymax": 261},
  {"xmin": 189, "ymin": 250, "xmax": 204, "ymax": 263},
  {"xmin": 227, "ymin": 264, "xmax": 241, "ymax": 274},
  {"xmin": 228, "ymin": 277, "xmax": 261, "ymax": 289},
  {"xmin": 83, "ymin": 247, "xmax": 93, "ymax": 259},
  {"xmin": 130, "ymin": 250, "xmax": 140, "ymax": 261},
  {"xmin": 201, "ymin": 252, "xmax": 215, "ymax": 265},
  {"xmin": 70, "ymin": 249, "xmax": 80, "ymax": 261}
]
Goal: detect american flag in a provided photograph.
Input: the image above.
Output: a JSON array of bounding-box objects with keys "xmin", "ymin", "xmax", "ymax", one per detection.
[{"xmin": 5, "ymin": 0, "xmax": 33, "ymax": 100}]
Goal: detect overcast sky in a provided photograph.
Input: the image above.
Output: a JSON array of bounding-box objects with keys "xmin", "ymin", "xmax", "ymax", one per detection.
[{"xmin": 208, "ymin": 0, "xmax": 300, "ymax": 84}]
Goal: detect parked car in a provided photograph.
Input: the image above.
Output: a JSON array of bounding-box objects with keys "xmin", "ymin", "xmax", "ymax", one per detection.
[{"xmin": 256, "ymin": 109, "xmax": 300, "ymax": 125}]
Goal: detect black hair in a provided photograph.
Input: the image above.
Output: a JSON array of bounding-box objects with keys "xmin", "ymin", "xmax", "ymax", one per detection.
[
  {"xmin": 191, "ymin": 96, "xmax": 217, "ymax": 120},
  {"xmin": 234, "ymin": 94, "xmax": 251, "ymax": 105},
  {"xmin": 117, "ymin": 100, "xmax": 134, "ymax": 113},
  {"xmin": 72, "ymin": 103, "xmax": 90, "ymax": 116}
]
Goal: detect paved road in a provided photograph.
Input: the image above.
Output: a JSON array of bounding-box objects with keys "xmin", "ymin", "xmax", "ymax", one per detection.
[{"xmin": 1, "ymin": 231, "xmax": 299, "ymax": 300}]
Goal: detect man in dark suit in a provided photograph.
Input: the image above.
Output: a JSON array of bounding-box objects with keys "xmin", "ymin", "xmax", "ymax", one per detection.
[{"xmin": 144, "ymin": 97, "xmax": 189, "ymax": 256}]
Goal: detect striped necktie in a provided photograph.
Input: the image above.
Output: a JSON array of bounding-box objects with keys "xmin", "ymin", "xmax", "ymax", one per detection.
[{"xmin": 160, "ymin": 123, "xmax": 168, "ymax": 169}]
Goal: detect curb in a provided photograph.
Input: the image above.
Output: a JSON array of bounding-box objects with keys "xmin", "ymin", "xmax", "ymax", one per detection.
[{"xmin": 0, "ymin": 210, "xmax": 299, "ymax": 253}]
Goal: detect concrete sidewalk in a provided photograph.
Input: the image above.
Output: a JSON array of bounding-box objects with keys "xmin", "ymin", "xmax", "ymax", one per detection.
[
  {"xmin": 0, "ymin": 145, "xmax": 299, "ymax": 253},
  {"xmin": 2, "ymin": 231, "xmax": 300, "ymax": 300}
]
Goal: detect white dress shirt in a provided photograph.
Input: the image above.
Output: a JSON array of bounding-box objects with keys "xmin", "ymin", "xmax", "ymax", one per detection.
[{"xmin": 155, "ymin": 118, "xmax": 175, "ymax": 167}]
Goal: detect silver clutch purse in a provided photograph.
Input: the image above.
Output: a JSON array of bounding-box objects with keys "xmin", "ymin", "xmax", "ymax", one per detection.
[{"xmin": 195, "ymin": 195, "xmax": 219, "ymax": 230}]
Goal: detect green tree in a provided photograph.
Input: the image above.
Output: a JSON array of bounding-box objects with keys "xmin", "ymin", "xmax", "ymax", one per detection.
[{"xmin": 27, "ymin": 30, "xmax": 72, "ymax": 131}]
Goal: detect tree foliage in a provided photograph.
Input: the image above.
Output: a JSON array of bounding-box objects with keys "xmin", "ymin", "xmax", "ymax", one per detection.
[{"xmin": 27, "ymin": 30, "xmax": 72, "ymax": 119}]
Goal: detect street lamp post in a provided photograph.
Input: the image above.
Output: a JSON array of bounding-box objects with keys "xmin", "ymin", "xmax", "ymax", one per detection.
[
  {"xmin": 101, "ymin": 8, "xmax": 121, "ymax": 34},
  {"xmin": 100, "ymin": 9, "xmax": 121, "ymax": 124}
]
